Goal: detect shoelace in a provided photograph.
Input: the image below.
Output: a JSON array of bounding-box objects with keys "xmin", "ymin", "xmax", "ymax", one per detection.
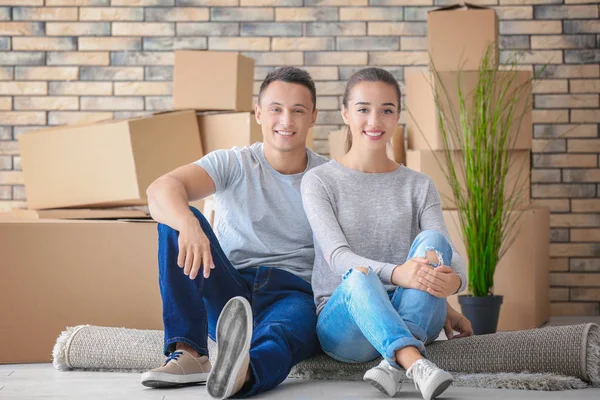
[
  {"xmin": 164, "ymin": 351, "xmax": 183, "ymax": 364},
  {"xmin": 408, "ymin": 360, "xmax": 435, "ymax": 389}
]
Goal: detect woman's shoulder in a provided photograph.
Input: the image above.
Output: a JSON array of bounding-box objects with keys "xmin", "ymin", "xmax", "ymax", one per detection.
[
  {"xmin": 302, "ymin": 160, "xmax": 339, "ymax": 190},
  {"xmin": 304, "ymin": 159, "xmax": 337, "ymax": 179},
  {"xmin": 398, "ymin": 165, "xmax": 434, "ymax": 186}
]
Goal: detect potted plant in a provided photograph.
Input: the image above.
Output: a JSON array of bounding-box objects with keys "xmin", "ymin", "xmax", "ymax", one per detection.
[{"xmin": 426, "ymin": 45, "xmax": 535, "ymax": 334}]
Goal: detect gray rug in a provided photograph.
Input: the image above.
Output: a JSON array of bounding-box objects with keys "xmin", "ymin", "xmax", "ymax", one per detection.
[{"xmin": 53, "ymin": 323, "xmax": 600, "ymax": 391}]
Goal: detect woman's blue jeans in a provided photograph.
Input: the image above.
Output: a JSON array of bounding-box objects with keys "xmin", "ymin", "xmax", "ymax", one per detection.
[{"xmin": 316, "ymin": 230, "xmax": 451, "ymax": 369}]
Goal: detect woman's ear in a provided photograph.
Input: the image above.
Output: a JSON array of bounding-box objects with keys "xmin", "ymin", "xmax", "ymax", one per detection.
[{"xmin": 341, "ymin": 106, "xmax": 349, "ymax": 125}]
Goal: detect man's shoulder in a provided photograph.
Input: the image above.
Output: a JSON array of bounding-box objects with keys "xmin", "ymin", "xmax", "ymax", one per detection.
[
  {"xmin": 232, "ymin": 142, "xmax": 261, "ymax": 158},
  {"xmin": 209, "ymin": 143, "xmax": 261, "ymax": 167},
  {"xmin": 307, "ymin": 148, "xmax": 329, "ymax": 168}
]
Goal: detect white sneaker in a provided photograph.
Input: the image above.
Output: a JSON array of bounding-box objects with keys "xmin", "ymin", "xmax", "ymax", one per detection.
[
  {"xmin": 363, "ymin": 360, "xmax": 403, "ymax": 397},
  {"xmin": 206, "ymin": 296, "xmax": 253, "ymax": 400},
  {"xmin": 405, "ymin": 359, "xmax": 453, "ymax": 400}
]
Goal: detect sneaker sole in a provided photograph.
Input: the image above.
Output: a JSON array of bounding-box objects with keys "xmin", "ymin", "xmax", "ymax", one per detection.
[
  {"xmin": 207, "ymin": 297, "xmax": 253, "ymax": 400},
  {"xmin": 430, "ymin": 378, "xmax": 453, "ymax": 400},
  {"xmin": 140, "ymin": 371, "xmax": 209, "ymax": 388},
  {"xmin": 363, "ymin": 370, "xmax": 400, "ymax": 397},
  {"xmin": 364, "ymin": 377, "xmax": 396, "ymax": 397}
]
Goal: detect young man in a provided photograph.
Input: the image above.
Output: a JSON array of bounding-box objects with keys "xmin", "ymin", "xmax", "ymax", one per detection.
[
  {"xmin": 141, "ymin": 67, "xmax": 328, "ymax": 399},
  {"xmin": 141, "ymin": 66, "xmax": 473, "ymax": 399}
]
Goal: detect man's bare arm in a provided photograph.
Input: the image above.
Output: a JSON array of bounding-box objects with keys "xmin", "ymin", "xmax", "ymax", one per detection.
[{"xmin": 146, "ymin": 163, "xmax": 216, "ymax": 232}]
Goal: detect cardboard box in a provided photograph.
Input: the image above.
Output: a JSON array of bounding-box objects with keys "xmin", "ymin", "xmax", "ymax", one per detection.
[
  {"xmin": 174, "ymin": 51, "xmax": 254, "ymax": 112},
  {"xmin": 0, "ymin": 219, "xmax": 162, "ymax": 363},
  {"xmin": 445, "ymin": 207, "xmax": 550, "ymax": 331},
  {"xmin": 197, "ymin": 112, "xmax": 262, "ymax": 154},
  {"xmin": 11, "ymin": 207, "xmax": 150, "ymax": 220},
  {"xmin": 428, "ymin": 4, "xmax": 498, "ymax": 72},
  {"xmin": 328, "ymin": 126, "xmax": 405, "ymax": 164},
  {"xmin": 19, "ymin": 110, "xmax": 203, "ymax": 210},
  {"xmin": 13, "ymin": 200, "xmax": 205, "ymax": 221},
  {"xmin": 328, "ymin": 129, "xmax": 347, "ymax": 159},
  {"xmin": 406, "ymin": 149, "xmax": 530, "ymax": 210},
  {"xmin": 405, "ymin": 69, "xmax": 533, "ymax": 151}
]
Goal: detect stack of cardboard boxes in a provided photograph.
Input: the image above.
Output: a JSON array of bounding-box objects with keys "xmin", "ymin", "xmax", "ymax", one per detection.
[
  {"xmin": 405, "ymin": 5, "xmax": 550, "ymax": 331},
  {"xmin": 0, "ymin": 51, "xmax": 278, "ymax": 363}
]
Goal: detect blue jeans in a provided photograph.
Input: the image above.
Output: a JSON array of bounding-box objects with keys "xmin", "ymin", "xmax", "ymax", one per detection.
[
  {"xmin": 316, "ymin": 230, "xmax": 451, "ymax": 369},
  {"xmin": 158, "ymin": 207, "xmax": 319, "ymax": 397}
]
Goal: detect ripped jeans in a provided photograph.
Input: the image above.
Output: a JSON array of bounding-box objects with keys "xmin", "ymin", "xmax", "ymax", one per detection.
[{"xmin": 316, "ymin": 230, "xmax": 451, "ymax": 369}]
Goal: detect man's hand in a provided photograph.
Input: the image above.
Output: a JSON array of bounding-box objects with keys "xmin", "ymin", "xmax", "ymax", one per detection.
[
  {"xmin": 444, "ymin": 304, "xmax": 473, "ymax": 339},
  {"xmin": 178, "ymin": 216, "xmax": 214, "ymax": 280},
  {"xmin": 391, "ymin": 257, "xmax": 434, "ymax": 291},
  {"xmin": 417, "ymin": 265, "xmax": 461, "ymax": 298}
]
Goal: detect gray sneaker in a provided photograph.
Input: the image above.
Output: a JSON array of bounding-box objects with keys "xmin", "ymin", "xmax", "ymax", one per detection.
[
  {"xmin": 405, "ymin": 359, "xmax": 453, "ymax": 400},
  {"xmin": 363, "ymin": 359, "xmax": 404, "ymax": 397},
  {"xmin": 140, "ymin": 349, "xmax": 211, "ymax": 388},
  {"xmin": 207, "ymin": 296, "xmax": 253, "ymax": 400}
]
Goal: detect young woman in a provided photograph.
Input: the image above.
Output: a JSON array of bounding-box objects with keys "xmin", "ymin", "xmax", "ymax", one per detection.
[{"xmin": 301, "ymin": 68, "xmax": 469, "ymax": 400}]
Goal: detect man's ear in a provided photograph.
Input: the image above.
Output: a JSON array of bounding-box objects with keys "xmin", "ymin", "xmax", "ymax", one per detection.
[
  {"xmin": 254, "ymin": 103, "xmax": 262, "ymax": 125},
  {"xmin": 341, "ymin": 106, "xmax": 349, "ymax": 125},
  {"xmin": 310, "ymin": 108, "xmax": 318, "ymax": 128}
]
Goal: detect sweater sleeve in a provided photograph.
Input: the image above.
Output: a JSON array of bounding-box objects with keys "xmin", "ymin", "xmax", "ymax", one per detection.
[
  {"xmin": 301, "ymin": 171, "xmax": 398, "ymax": 285},
  {"xmin": 419, "ymin": 180, "xmax": 468, "ymax": 294}
]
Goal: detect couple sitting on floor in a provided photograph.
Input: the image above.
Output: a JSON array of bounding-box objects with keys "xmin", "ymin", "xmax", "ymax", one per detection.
[{"xmin": 140, "ymin": 66, "xmax": 473, "ymax": 400}]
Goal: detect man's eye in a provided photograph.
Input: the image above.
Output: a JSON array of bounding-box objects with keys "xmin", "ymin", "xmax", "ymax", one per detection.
[
  {"xmin": 271, "ymin": 108, "xmax": 280, "ymax": 112},
  {"xmin": 294, "ymin": 109, "xmax": 305, "ymax": 114}
]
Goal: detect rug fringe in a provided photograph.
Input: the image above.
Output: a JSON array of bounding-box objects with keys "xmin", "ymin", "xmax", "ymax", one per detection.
[{"xmin": 452, "ymin": 372, "xmax": 589, "ymax": 391}]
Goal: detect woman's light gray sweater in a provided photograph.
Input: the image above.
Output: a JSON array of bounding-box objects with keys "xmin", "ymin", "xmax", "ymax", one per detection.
[{"xmin": 301, "ymin": 160, "xmax": 467, "ymax": 315}]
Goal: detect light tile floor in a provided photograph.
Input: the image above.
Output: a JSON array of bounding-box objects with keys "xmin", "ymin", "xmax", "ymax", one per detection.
[{"xmin": 1, "ymin": 316, "xmax": 599, "ymax": 400}]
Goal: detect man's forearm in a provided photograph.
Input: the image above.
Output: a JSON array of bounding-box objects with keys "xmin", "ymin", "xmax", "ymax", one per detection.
[{"xmin": 147, "ymin": 177, "xmax": 197, "ymax": 231}]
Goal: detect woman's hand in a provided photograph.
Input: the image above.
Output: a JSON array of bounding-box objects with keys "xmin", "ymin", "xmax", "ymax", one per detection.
[
  {"xmin": 417, "ymin": 265, "xmax": 461, "ymax": 298},
  {"xmin": 391, "ymin": 257, "xmax": 434, "ymax": 291}
]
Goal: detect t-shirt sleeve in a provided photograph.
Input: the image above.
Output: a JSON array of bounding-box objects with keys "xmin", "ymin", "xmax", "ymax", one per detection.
[
  {"xmin": 195, "ymin": 149, "xmax": 243, "ymax": 193},
  {"xmin": 301, "ymin": 171, "xmax": 398, "ymax": 285},
  {"xmin": 419, "ymin": 180, "xmax": 468, "ymax": 294}
]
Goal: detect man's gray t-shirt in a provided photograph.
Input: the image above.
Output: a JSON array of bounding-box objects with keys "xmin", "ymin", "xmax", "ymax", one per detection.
[
  {"xmin": 301, "ymin": 160, "xmax": 468, "ymax": 314},
  {"xmin": 196, "ymin": 142, "xmax": 328, "ymax": 282}
]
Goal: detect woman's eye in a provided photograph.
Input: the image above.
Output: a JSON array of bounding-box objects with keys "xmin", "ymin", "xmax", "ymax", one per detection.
[
  {"xmin": 358, "ymin": 108, "xmax": 368, "ymax": 113},
  {"xmin": 383, "ymin": 109, "xmax": 394, "ymax": 114}
]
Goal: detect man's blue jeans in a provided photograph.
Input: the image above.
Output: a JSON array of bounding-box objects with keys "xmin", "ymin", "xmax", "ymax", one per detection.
[
  {"xmin": 158, "ymin": 207, "xmax": 319, "ymax": 397},
  {"xmin": 316, "ymin": 230, "xmax": 451, "ymax": 369}
]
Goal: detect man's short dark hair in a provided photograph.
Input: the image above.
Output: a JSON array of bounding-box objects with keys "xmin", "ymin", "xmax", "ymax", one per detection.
[{"xmin": 258, "ymin": 66, "xmax": 317, "ymax": 111}]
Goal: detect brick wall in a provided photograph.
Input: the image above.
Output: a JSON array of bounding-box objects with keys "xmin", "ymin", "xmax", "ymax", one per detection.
[{"xmin": 0, "ymin": 0, "xmax": 598, "ymax": 315}]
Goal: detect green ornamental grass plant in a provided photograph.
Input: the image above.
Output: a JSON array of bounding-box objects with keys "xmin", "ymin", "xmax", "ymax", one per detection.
[{"xmin": 427, "ymin": 45, "xmax": 536, "ymax": 297}]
